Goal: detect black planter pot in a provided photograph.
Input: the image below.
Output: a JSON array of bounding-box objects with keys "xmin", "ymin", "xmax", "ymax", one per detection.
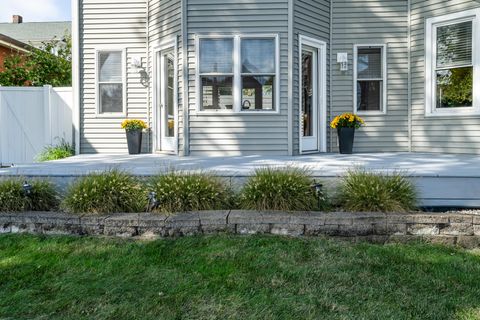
[
  {"xmin": 337, "ymin": 127, "xmax": 355, "ymax": 154},
  {"xmin": 126, "ymin": 130, "xmax": 142, "ymax": 155}
]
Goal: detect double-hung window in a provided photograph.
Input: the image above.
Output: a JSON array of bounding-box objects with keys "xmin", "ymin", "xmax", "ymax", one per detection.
[
  {"xmin": 426, "ymin": 10, "xmax": 478, "ymax": 115},
  {"xmin": 354, "ymin": 45, "xmax": 387, "ymax": 113},
  {"xmin": 197, "ymin": 35, "xmax": 278, "ymax": 112},
  {"xmin": 97, "ymin": 50, "xmax": 125, "ymax": 115}
]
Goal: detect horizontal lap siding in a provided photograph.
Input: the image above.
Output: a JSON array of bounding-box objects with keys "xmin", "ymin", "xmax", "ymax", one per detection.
[
  {"xmin": 411, "ymin": 0, "xmax": 480, "ymax": 154},
  {"xmin": 293, "ymin": 0, "xmax": 330, "ymax": 154},
  {"xmin": 80, "ymin": 0, "xmax": 148, "ymax": 154},
  {"xmin": 186, "ymin": 0, "xmax": 290, "ymax": 156},
  {"xmin": 148, "ymin": 0, "xmax": 183, "ymax": 153},
  {"xmin": 331, "ymin": 0, "xmax": 409, "ymax": 153}
]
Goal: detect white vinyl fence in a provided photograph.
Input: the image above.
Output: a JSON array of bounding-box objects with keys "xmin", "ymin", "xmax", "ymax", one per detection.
[{"xmin": 0, "ymin": 86, "xmax": 73, "ymax": 165}]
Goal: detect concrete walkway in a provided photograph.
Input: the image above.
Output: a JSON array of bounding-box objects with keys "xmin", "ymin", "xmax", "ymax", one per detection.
[{"xmin": 1, "ymin": 152, "xmax": 479, "ymax": 178}]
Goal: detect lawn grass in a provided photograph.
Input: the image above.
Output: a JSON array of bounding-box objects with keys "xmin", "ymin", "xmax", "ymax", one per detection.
[{"xmin": 1, "ymin": 234, "xmax": 480, "ymax": 320}]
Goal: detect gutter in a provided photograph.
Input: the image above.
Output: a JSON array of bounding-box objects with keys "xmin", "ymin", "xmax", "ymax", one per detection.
[
  {"xmin": 407, "ymin": 0, "xmax": 412, "ymax": 152},
  {"xmin": 71, "ymin": 0, "xmax": 81, "ymax": 155}
]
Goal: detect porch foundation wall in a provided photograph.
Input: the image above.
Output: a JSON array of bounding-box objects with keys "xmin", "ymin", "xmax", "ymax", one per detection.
[{"xmin": 1, "ymin": 211, "xmax": 480, "ymax": 248}]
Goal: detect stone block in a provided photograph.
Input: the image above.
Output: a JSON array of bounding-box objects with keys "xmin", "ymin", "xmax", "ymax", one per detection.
[
  {"xmin": 164, "ymin": 212, "xmax": 201, "ymax": 236},
  {"xmin": 305, "ymin": 224, "xmax": 340, "ymax": 236},
  {"xmin": 382, "ymin": 223, "xmax": 407, "ymax": 235},
  {"xmin": 236, "ymin": 223, "xmax": 270, "ymax": 235},
  {"xmin": 422, "ymin": 236, "xmax": 457, "ymax": 246},
  {"xmin": 456, "ymin": 236, "xmax": 480, "ymax": 249},
  {"xmin": 338, "ymin": 224, "xmax": 374, "ymax": 236},
  {"xmin": 323, "ymin": 214, "xmax": 353, "ymax": 226},
  {"xmin": 201, "ymin": 223, "xmax": 235, "ymax": 234},
  {"xmin": 228, "ymin": 210, "xmax": 262, "ymax": 224},
  {"xmin": 270, "ymin": 224, "xmax": 304, "ymax": 236},
  {"xmin": 199, "ymin": 210, "xmax": 229, "ymax": 225},
  {"xmin": 448, "ymin": 215, "xmax": 473, "ymax": 224},
  {"xmin": 407, "ymin": 223, "xmax": 440, "ymax": 236},
  {"xmin": 387, "ymin": 214, "xmax": 416, "ymax": 224},
  {"xmin": 137, "ymin": 213, "xmax": 168, "ymax": 236},
  {"xmin": 104, "ymin": 214, "xmax": 139, "ymax": 237},
  {"xmin": 414, "ymin": 214, "xmax": 449, "ymax": 224},
  {"xmin": 473, "ymin": 216, "xmax": 480, "ymax": 225},
  {"xmin": 439, "ymin": 223, "xmax": 474, "ymax": 236},
  {"xmin": 474, "ymin": 225, "xmax": 480, "ymax": 236},
  {"xmin": 10, "ymin": 223, "xmax": 37, "ymax": 234},
  {"xmin": 41, "ymin": 223, "xmax": 82, "ymax": 235},
  {"xmin": 0, "ymin": 223, "xmax": 10, "ymax": 233}
]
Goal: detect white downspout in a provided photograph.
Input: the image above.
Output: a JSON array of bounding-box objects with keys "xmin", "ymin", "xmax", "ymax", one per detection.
[
  {"xmin": 72, "ymin": 0, "xmax": 80, "ymax": 154},
  {"xmin": 407, "ymin": 0, "xmax": 412, "ymax": 152},
  {"xmin": 287, "ymin": 0, "xmax": 294, "ymax": 155},
  {"xmin": 146, "ymin": 0, "xmax": 151, "ymax": 152}
]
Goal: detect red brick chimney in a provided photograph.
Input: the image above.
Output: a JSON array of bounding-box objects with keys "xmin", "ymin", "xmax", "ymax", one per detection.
[{"xmin": 12, "ymin": 15, "xmax": 23, "ymax": 24}]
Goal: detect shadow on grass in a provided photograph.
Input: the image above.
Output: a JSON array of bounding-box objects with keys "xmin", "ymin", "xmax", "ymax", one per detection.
[{"xmin": 0, "ymin": 234, "xmax": 480, "ymax": 320}]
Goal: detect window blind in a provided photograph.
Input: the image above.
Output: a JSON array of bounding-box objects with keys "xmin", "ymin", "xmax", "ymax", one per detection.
[
  {"xmin": 357, "ymin": 48, "xmax": 382, "ymax": 79},
  {"xmin": 436, "ymin": 21, "xmax": 472, "ymax": 68}
]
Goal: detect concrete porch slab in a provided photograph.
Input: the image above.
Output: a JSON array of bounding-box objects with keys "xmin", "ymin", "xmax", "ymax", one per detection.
[{"xmin": 1, "ymin": 152, "xmax": 479, "ymax": 207}]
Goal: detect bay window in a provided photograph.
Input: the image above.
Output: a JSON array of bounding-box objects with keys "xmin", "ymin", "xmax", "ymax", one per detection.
[
  {"xmin": 197, "ymin": 35, "xmax": 279, "ymax": 112},
  {"xmin": 96, "ymin": 50, "xmax": 125, "ymax": 115},
  {"xmin": 354, "ymin": 45, "xmax": 387, "ymax": 113},
  {"xmin": 426, "ymin": 9, "xmax": 480, "ymax": 115}
]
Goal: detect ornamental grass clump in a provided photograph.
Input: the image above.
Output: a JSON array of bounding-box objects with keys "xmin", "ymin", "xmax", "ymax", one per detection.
[
  {"xmin": 240, "ymin": 167, "xmax": 323, "ymax": 211},
  {"xmin": 0, "ymin": 179, "xmax": 59, "ymax": 212},
  {"xmin": 36, "ymin": 138, "xmax": 74, "ymax": 162},
  {"xmin": 148, "ymin": 171, "xmax": 230, "ymax": 213},
  {"xmin": 337, "ymin": 169, "xmax": 417, "ymax": 213},
  {"xmin": 61, "ymin": 170, "xmax": 147, "ymax": 214}
]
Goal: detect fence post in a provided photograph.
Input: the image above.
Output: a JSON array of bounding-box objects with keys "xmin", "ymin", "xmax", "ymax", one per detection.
[{"xmin": 43, "ymin": 85, "xmax": 52, "ymax": 146}]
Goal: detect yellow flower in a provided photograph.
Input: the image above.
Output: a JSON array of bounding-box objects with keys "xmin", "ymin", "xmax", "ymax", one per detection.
[
  {"xmin": 121, "ymin": 119, "xmax": 148, "ymax": 131},
  {"xmin": 330, "ymin": 113, "xmax": 365, "ymax": 129}
]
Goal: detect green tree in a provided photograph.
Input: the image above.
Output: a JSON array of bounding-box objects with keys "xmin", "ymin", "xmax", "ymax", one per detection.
[{"xmin": 0, "ymin": 35, "xmax": 71, "ymax": 87}]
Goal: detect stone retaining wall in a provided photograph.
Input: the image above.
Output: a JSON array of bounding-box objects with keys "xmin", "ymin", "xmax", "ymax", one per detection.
[{"xmin": 1, "ymin": 211, "xmax": 480, "ymax": 248}]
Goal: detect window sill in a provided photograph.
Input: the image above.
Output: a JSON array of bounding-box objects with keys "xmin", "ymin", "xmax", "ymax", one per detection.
[
  {"xmin": 95, "ymin": 113, "xmax": 127, "ymax": 119},
  {"xmin": 355, "ymin": 111, "xmax": 386, "ymax": 116},
  {"xmin": 425, "ymin": 110, "xmax": 480, "ymax": 118},
  {"xmin": 194, "ymin": 110, "xmax": 280, "ymax": 116}
]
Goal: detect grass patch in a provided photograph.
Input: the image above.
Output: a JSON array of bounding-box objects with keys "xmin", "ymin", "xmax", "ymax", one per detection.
[
  {"xmin": 36, "ymin": 139, "xmax": 75, "ymax": 162},
  {"xmin": 0, "ymin": 179, "xmax": 58, "ymax": 212},
  {"xmin": 147, "ymin": 171, "xmax": 231, "ymax": 213},
  {"xmin": 1, "ymin": 234, "xmax": 480, "ymax": 319},
  {"xmin": 240, "ymin": 167, "xmax": 326, "ymax": 211},
  {"xmin": 61, "ymin": 170, "xmax": 146, "ymax": 214},
  {"xmin": 337, "ymin": 169, "xmax": 417, "ymax": 212}
]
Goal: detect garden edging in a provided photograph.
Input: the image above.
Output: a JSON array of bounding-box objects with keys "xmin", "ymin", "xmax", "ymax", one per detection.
[{"xmin": 1, "ymin": 211, "xmax": 480, "ymax": 248}]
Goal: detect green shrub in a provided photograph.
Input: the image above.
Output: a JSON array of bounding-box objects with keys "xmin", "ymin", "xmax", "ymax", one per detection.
[
  {"xmin": 62, "ymin": 170, "xmax": 147, "ymax": 214},
  {"xmin": 0, "ymin": 179, "xmax": 59, "ymax": 212},
  {"xmin": 240, "ymin": 167, "xmax": 324, "ymax": 211},
  {"xmin": 148, "ymin": 171, "xmax": 230, "ymax": 213},
  {"xmin": 36, "ymin": 139, "xmax": 74, "ymax": 162},
  {"xmin": 337, "ymin": 169, "xmax": 417, "ymax": 213}
]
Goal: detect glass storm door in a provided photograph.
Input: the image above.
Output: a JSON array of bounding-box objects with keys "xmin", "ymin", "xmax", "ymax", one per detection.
[
  {"xmin": 301, "ymin": 46, "xmax": 319, "ymax": 152},
  {"xmin": 158, "ymin": 49, "xmax": 176, "ymax": 152}
]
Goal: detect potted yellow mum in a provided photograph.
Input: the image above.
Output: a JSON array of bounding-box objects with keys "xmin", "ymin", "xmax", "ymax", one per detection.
[
  {"xmin": 121, "ymin": 119, "xmax": 148, "ymax": 154},
  {"xmin": 330, "ymin": 113, "xmax": 364, "ymax": 154}
]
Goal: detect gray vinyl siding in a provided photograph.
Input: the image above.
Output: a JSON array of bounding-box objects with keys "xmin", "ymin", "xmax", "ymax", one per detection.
[
  {"xmin": 331, "ymin": 0, "xmax": 409, "ymax": 152},
  {"xmin": 79, "ymin": 0, "xmax": 148, "ymax": 154},
  {"xmin": 293, "ymin": 0, "xmax": 330, "ymax": 154},
  {"xmin": 186, "ymin": 0, "xmax": 290, "ymax": 156},
  {"xmin": 410, "ymin": 0, "xmax": 480, "ymax": 154},
  {"xmin": 148, "ymin": 0, "xmax": 183, "ymax": 154}
]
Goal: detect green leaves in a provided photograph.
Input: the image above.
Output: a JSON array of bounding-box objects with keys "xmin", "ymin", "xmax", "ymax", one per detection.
[
  {"xmin": 0, "ymin": 34, "xmax": 71, "ymax": 87},
  {"xmin": 0, "ymin": 179, "xmax": 59, "ymax": 212}
]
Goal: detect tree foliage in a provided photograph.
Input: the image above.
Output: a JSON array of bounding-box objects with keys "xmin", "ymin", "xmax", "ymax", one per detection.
[{"xmin": 0, "ymin": 35, "xmax": 71, "ymax": 87}]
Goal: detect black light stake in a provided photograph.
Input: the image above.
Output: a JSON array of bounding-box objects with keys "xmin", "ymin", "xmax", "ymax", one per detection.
[
  {"xmin": 147, "ymin": 191, "xmax": 159, "ymax": 212},
  {"xmin": 311, "ymin": 181, "xmax": 324, "ymax": 210},
  {"xmin": 23, "ymin": 181, "xmax": 33, "ymax": 197}
]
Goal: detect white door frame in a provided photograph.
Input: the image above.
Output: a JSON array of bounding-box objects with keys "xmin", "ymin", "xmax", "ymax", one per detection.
[
  {"xmin": 298, "ymin": 35, "xmax": 327, "ymax": 154},
  {"xmin": 152, "ymin": 38, "xmax": 178, "ymax": 154}
]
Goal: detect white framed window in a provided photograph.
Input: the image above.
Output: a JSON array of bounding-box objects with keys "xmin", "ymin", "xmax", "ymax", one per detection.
[
  {"xmin": 353, "ymin": 44, "xmax": 387, "ymax": 114},
  {"xmin": 426, "ymin": 9, "xmax": 480, "ymax": 116},
  {"xmin": 95, "ymin": 49, "xmax": 126, "ymax": 116},
  {"xmin": 196, "ymin": 34, "xmax": 280, "ymax": 113}
]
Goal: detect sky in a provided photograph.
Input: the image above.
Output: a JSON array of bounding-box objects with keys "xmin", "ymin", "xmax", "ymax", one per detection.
[{"xmin": 0, "ymin": 0, "xmax": 71, "ymax": 22}]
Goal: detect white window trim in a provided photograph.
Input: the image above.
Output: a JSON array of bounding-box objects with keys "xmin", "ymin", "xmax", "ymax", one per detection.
[
  {"xmin": 95, "ymin": 47, "xmax": 127, "ymax": 117},
  {"xmin": 353, "ymin": 44, "xmax": 387, "ymax": 115},
  {"xmin": 195, "ymin": 34, "xmax": 280, "ymax": 115},
  {"xmin": 425, "ymin": 9, "xmax": 480, "ymax": 117}
]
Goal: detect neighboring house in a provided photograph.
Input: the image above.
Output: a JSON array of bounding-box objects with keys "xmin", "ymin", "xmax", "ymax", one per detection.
[
  {"xmin": 0, "ymin": 33, "xmax": 30, "ymax": 71},
  {"xmin": 72, "ymin": 0, "xmax": 480, "ymax": 156},
  {"xmin": 0, "ymin": 15, "xmax": 71, "ymax": 49}
]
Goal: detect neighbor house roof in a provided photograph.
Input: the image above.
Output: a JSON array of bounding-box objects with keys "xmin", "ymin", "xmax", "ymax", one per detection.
[
  {"xmin": 0, "ymin": 21, "xmax": 71, "ymax": 48},
  {"xmin": 0, "ymin": 33, "xmax": 31, "ymax": 53}
]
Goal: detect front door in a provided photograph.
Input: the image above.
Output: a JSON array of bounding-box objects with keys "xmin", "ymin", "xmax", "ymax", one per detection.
[
  {"xmin": 156, "ymin": 47, "xmax": 177, "ymax": 152},
  {"xmin": 299, "ymin": 36, "xmax": 326, "ymax": 153}
]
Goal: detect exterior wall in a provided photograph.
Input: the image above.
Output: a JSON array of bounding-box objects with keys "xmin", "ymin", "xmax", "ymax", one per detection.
[
  {"xmin": 79, "ymin": 0, "xmax": 148, "ymax": 154},
  {"xmin": 331, "ymin": 0, "xmax": 409, "ymax": 152},
  {"xmin": 0, "ymin": 45, "xmax": 16, "ymax": 71},
  {"xmin": 411, "ymin": 0, "xmax": 480, "ymax": 154},
  {"xmin": 148, "ymin": 0, "xmax": 183, "ymax": 154},
  {"xmin": 186, "ymin": 0, "xmax": 290, "ymax": 156},
  {"xmin": 293, "ymin": 0, "xmax": 330, "ymax": 154}
]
